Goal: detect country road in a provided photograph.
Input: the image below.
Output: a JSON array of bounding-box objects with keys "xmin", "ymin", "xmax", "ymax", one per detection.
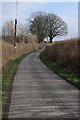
[{"xmin": 8, "ymin": 49, "xmax": 78, "ymax": 119}]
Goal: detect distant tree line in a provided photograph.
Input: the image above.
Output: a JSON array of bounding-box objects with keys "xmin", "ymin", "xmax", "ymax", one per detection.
[
  {"xmin": 2, "ymin": 11, "xmax": 68, "ymax": 44},
  {"xmin": 2, "ymin": 20, "xmax": 28, "ymax": 44}
]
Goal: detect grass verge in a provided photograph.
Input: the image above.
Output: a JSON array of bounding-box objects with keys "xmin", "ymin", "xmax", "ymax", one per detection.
[
  {"xmin": 2, "ymin": 51, "xmax": 33, "ymax": 118},
  {"xmin": 39, "ymin": 50, "xmax": 80, "ymax": 89}
]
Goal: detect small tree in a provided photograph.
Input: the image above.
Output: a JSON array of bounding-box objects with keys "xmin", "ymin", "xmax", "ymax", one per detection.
[{"xmin": 2, "ymin": 20, "xmax": 14, "ymax": 43}]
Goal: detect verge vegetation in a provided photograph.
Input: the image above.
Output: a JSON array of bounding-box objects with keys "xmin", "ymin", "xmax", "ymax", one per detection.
[
  {"xmin": 2, "ymin": 41, "xmax": 44, "ymax": 118},
  {"xmin": 2, "ymin": 41, "xmax": 43, "ymax": 67},
  {"xmin": 40, "ymin": 38, "xmax": 80, "ymax": 89},
  {"xmin": 2, "ymin": 52, "xmax": 30, "ymax": 118}
]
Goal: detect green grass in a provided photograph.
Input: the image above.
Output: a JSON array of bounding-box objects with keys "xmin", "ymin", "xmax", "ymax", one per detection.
[
  {"xmin": 40, "ymin": 50, "xmax": 80, "ymax": 89},
  {"xmin": 2, "ymin": 52, "xmax": 32, "ymax": 118}
]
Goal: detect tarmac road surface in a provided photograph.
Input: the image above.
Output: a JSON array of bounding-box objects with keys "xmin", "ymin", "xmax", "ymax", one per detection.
[{"xmin": 8, "ymin": 49, "xmax": 79, "ymax": 119}]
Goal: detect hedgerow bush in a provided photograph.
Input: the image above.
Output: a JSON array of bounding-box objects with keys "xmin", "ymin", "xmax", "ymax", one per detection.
[
  {"xmin": 46, "ymin": 38, "xmax": 79, "ymax": 75},
  {"xmin": 24, "ymin": 34, "xmax": 38, "ymax": 43},
  {"xmin": 2, "ymin": 41, "xmax": 44, "ymax": 67}
]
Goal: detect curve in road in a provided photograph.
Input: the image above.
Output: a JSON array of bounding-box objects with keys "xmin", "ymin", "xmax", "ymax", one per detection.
[{"xmin": 8, "ymin": 49, "xmax": 78, "ymax": 119}]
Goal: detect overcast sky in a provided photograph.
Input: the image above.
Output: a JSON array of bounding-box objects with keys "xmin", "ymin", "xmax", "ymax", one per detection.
[{"xmin": 1, "ymin": 2, "xmax": 78, "ymax": 41}]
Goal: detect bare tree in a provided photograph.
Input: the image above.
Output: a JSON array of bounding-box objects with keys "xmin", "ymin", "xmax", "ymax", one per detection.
[
  {"xmin": 17, "ymin": 23, "xmax": 27, "ymax": 43},
  {"xmin": 29, "ymin": 11, "xmax": 47, "ymax": 43},
  {"xmin": 2, "ymin": 20, "xmax": 14, "ymax": 43},
  {"xmin": 46, "ymin": 13, "xmax": 68, "ymax": 43},
  {"xmin": 29, "ymin": 11, "xmax": 68, "ymax": 43},
  {"xmin": 2, "ymin": 20, "xmax": 29, "ymax": 44}
]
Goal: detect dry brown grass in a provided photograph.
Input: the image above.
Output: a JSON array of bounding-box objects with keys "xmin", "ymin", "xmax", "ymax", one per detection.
[
  {"xmin": 2, "ymin": 41, "xmax": 43, "ymax": 67},
  {"xmin": 46, "ymin": 38, "xmax": 79, "ymax": 74},
  {"xmin": 24, "ymin": 34, "xmax": 38, "ymax": 43},
  {"xmin": 0, "ymin": 40, "xmax": 2, "ymax": 70}
]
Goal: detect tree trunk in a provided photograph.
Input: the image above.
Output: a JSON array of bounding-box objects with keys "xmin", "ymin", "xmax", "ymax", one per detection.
[{"xmin": 49, "ymin": 36, "xmax": 53, "ymax": 43}]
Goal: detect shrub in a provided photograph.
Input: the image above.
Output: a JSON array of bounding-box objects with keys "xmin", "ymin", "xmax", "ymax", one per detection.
[
  {"xmin": 2, "ymin": 41, "xmax": 43, "ymax": 67},
  {"xmin": 24, "ymin": 34, "xmax": 38, "ymax": 43},
  {"xmin": 46, "ymin": 38, "xmax": 79, "ymax": 75}
]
